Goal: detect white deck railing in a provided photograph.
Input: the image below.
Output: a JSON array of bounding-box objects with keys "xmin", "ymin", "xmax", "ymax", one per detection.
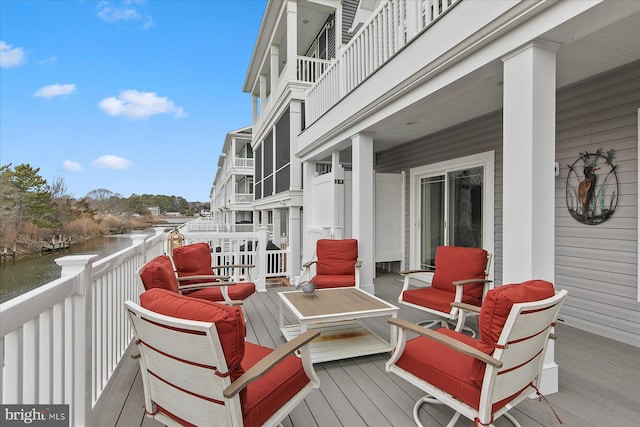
[
  {"xmin": 0, "ymin": 229, "xmax": 166, "ymax": 426},
  {"xmin": 306, "ymin": 0, "xmax": 460, "ymax": 124},
  {"xmin": 297, "ymin": 56, "xmax": 331, "ymax": 84},
  {"xmin": 0, "ymin": 224, "xmax": 291, "ymax": 426},
  {"xmin": 179, "ymin": 227, "xmax": 290, "ymax": 287}
]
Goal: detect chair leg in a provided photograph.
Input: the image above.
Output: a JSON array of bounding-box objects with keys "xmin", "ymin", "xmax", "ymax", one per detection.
[
  {"xmin": 413, "ymin": 395, "xmax": 462, "ymax": 427},
  {"xmin": 502, "ymin": 410, "xmax": 522, "ymax": 427}
]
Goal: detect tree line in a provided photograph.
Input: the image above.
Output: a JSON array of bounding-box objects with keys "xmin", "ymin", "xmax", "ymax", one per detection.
[{"xmin": 0, "ymin": 163, "xmax": 208, "ymax": 252}]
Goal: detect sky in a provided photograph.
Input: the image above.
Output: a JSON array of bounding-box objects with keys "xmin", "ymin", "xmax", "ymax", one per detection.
[{"xmin": 0, "ymin": 0, "xmax": 267, "ymax": 202}]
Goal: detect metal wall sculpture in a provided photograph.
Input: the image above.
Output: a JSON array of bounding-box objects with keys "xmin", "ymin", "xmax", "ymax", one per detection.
[{"xmin": 565, "ymin": 148, "xmax": 619, "ymax": 225}]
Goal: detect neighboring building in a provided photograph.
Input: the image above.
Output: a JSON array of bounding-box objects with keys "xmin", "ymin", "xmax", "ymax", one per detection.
[
  {"xmin": 210, "ymin": 126, "xmax": 255, "ymax": 232},
  {"xmin": 146, "ymin": 206, "xmax": 161, "ymax": 217},
  {"xmin": 243, "ymin": 0, "xmax": 360, "ymax": 272}
]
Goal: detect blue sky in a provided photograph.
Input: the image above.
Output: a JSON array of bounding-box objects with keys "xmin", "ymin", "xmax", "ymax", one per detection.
[{"xmin": 0, "ymin": 0, "xmax": 267, "ymax": 202}]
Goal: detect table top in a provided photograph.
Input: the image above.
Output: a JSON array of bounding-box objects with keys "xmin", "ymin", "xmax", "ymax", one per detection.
[{"xmin": 279, "ymin": 287, "xmax": 398, "ymax": 320}]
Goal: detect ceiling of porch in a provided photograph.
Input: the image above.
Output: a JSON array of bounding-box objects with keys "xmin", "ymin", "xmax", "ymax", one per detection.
[{"xmin": 366, "ymin": 11, "xmax": 640, "ymax": 153}]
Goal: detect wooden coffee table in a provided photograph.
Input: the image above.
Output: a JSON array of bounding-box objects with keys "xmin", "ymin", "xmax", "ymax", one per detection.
[{"xmin": 278, "ymin": 287, "xmax": 399, "ymax": 363}]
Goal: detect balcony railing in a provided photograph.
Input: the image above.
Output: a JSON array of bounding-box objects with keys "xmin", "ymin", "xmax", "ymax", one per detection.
[
  {"xmin": 297, "ymin": 56, "xmax": 331, "ymax": 84},
  {"xmin": 234, "ymin": 157, "xmax": 254, "ymax": 168},
  {"xmin": 1, "ymin": 223, "xmax": 291, "ymax": 425},
  {"xmin": 306, "ymin": 0, "xmax": 460, "ymax": 124},
  {"xmin": 0, "ymin": 230, "xmax": 166, "ymax": 425}
]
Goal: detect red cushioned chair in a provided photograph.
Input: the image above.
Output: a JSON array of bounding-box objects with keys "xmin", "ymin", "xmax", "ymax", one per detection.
[
  {"xmin": 171, "ymin": 243, "xmax": 256, "ymax": 302},
  {"xmin": 300, "ymin": 239, "xmax": 361, "ymax": 289},
  {"xmin": 125, "ymin": 288, "xmax": 320, "ymax": 427},
  {"xmin": 399, "ymin": 246, "xmax": 492, "ymax": 337},
  {"xmin": 138, "ymin": 254, "xmax": 249, "ymax": 304},
  {"xmin": 386, "ymin": 280, "xmax": 567, "ymax": 427}
]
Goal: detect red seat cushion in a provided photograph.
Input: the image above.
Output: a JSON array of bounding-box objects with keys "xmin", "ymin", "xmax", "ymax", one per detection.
[
  {"xmin": 184, "ymin": 281, "xmax": 256, "ymax": 301},
  {"xmin": 396, "ymin": 328, "xmax": 483, "ymax": 409},
  {"xmin": 241, "ymin": 342, "xmax": 311, "ymax": 427},
  {"xmin": 472, "ymin": 279, "xmax": 555, "ymax": 386},
  {"xmin": 316, "ymin": 239, "xmax": 358, "ymax": 276},
  {"xmin": 311, "ymin": 274, "xmax": 355, "ymax": 288},
  {"xmin": 432, "ymin": 246, "xmax": 488, "ymax": 300},
  {"xmin": 173, "ymin": 243, "xmax": 215, "ymax": 285},
  {"xmin": 402, "ymin": 287, "xmax": 481, "ymax": 313},
  {"xmin": 139, "ymin": 255, "xmax": 180, "ymax": 293},
  {"xmin": 139, "ymin": 288, "xmax": 246, "ymax": 381}
]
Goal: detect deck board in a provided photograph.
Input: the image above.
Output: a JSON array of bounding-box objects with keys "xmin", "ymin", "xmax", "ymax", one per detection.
[{"xmin": 94, "ymin": 273, "xmax": 640, "ymax": 427}]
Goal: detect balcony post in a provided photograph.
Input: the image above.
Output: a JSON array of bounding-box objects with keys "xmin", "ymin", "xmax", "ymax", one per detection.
[
  {"xmin": 406, "ymin": 0, "xmax": 420, "ymax": 39},
  {"xmin": 502, "ymin": 39, "xmax": 560, "ymax": 395},
  {"xmin": 351, "ymin": 132, "xmax": 375, "ymax": 295},
  {"xmin": 286, "ymin": 0, "xmax": 297, "ymax": 81},
  {"xmin": 259, "ymin": 75, "xmax": 267, "ymax": 110},
  {"xmin": 270, "ymin": 44, "xmax": 280, "ymax": 89},
  {"xmin": 256, "ymin": 228, "xmax": 269, "ymax": 291},
  {"xmin": 252, "ymin": 95, "xmax": 258, "ymax": 124},
  {"xmin": 55, "ymin": 254, "xmax": 98, "ymax": 426}
]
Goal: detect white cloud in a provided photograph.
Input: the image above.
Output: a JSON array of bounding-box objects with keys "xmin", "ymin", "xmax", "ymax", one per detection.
[
  {"xmin": 98, "ymin": 90, "xmax": 186, "ymax": 119},
  {"xmin": 97, "ymin": 1, "xmax": 152, "ymax": 29},
  {"xmin": 0, "ymin": 41, "xmax": 26, "ymax": 68},
  {"xmin": 98, "ymin": 5, "xmax": 140, "ymax": 23},
  {"xmin": 34, "ymin": 83, "xmax": 77, "ymax": 99},
  {"xmin": 93, "ymin": 155, "xmax": 132, "ymax": 170},
  {"xmin": 62, "ymin": 160, "xmax": 83, "ymax": 172}
]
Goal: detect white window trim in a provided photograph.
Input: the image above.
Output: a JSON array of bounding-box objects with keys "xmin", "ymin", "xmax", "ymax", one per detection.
[
  {"xmin": 409, "ymin": 151, "xmax": 495, "ymax": 280},
  {"xmin": 637, "ymin": 108, "xmax": 639, "ymax": 302}
]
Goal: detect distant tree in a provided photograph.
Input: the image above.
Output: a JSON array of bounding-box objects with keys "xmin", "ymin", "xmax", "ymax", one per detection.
[
  {"xmin": 86, "ymin": 188, "xmax": 123, "ymax": 217},
  {"xmin": 0, "ymin": 164, "xmax": 57, "ymax": 243}
]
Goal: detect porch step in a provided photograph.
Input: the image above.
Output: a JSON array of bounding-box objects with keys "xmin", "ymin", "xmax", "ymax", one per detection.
[{"xmin": 266, "ymin": 277, "xmax": 290, "ymax": 288}]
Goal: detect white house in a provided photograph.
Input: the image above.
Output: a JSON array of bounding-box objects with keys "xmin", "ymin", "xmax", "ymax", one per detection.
[
  {"xmin": 210, "ymin": 125, "xmax": 255, "ymax": 232},
  {"xmin": 246, "ymin": 0, "xmax": 640, "ymax": 350}
]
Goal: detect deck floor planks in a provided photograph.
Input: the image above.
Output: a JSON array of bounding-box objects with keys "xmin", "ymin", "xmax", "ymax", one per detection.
[{"xmin": 96, "ymin": 273, "xmax": 640, "ymax": 427}]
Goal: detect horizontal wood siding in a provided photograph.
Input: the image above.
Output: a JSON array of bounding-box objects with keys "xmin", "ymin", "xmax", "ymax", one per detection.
[
  {"xmin": 555, "ymin": 60, "xmax": 640, "ymax": 347},
  {"xmin": 375, "ymin": 60, "xmax": 640, "ymax": 347},
  {"xmin": 375, "ymin": 110, "xmax": 504, "ymax": 285}
]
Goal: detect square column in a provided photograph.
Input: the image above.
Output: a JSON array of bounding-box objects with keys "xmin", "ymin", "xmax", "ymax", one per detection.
[
  {"xmin": 351, "ymin": 132, "xmax": 375, "ymax": 295},
  {"xmin": 502, "ymin": 39, "xmax": 560, "ymax": 395},
  {"xmin": 332, "ymin": 150, "xmax": 345, "ymax": 236},
  {"xmin": 286, "ymin": 0, "xmax": 297, "ymax": 81},
  {"xmin": 289, "ymin": 206, "xmax": 302, "ymax": 277}
]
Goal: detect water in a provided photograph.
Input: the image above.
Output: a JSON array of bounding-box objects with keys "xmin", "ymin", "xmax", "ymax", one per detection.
[{"xmin": 0, "ymin": 232, "xmax": 155, "ymax": 303}]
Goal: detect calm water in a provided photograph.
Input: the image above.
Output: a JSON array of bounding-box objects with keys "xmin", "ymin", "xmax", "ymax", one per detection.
[{"xmin": 0, "ymin": 232, "xmax": 155, "ymax": 303}]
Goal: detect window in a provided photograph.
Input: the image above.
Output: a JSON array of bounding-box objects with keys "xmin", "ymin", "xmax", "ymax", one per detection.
[{"xmin": 410, "ymin": 152, "xmax": 494, "ymax": 269}]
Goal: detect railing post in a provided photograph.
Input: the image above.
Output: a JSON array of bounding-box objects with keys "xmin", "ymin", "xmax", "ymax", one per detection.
[
  {"xmin": 55, "ymin": 254, "xmax": 98, "ymax": 427},
  {"xmin": 256, "ymin": 228, "xmax": 269, "ymax": 292}
]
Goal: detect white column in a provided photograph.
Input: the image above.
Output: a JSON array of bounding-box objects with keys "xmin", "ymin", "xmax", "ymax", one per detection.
[
  {"xmin": 502, "ymin": 39, "xmax": 560, "ymax": 395},
  {"xmin": 259, "ymin": 75, "xmax": 267, "ymax": 108},
  {"xmin": 270, "ymin": 44, "xmax": 280, "ymax": 93},
  {"xmin": 332, "ymin": 150, "xmax": 344, "ymax": 236},
  {"xmin": 273, "ymin": 208, "xmax": 282, "ymax": 246},
  {"xmin": 290, "ymin": 100, "xmax": 302, "ymax": 191},
  {"xmin": 252, "ymin": 95, "xmax": 258, "ymax": 123},
  {"xmin": 351, "ymin": 132, "xmax": 375, "ymax": 295},
  {"xmin": 286, "ymin": 0, "xmax": 298, "ymax": 81},
  {"xmin": 289, "ymin": 206, "xmax": 302, "ymax": 277},
  {"xmin": 302, "ymin": 160, "xmax": 316, "ymax": 262}
]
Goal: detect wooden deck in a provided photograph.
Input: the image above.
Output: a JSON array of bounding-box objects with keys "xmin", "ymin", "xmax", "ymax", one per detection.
[{"xmin": 94, "ymin": 273, "xmax": 640, "ymax": 426}]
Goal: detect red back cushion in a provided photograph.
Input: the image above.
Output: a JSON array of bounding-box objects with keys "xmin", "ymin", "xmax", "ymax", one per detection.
[
  {"xmin": 173, "ymin": 243, "xmax": 215, "ymax": 277},
  {"xmin": 139, "ymin": 288, "xmax": 246, "ymax": 381},
  {"xmin": 316, "ymin": 239, "xmax": 358, "ymax": 276},
  {"xmin": 139, "ymin": 255, "xmax": 180, "ymax": 293},
  {"xmin": 432, "ymin": 246, "xmax": 488, "ymax": 299},
  {"xmin": 472, "ymin": 279, "xmax": 555, "ymax": 386}
]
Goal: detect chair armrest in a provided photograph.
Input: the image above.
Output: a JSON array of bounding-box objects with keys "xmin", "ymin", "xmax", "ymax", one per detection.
[
  {"xmin": 177, "ymin": 274, "xmax": 230, "ymax": 282},
  {"xmin": 452, "ymin": 279, "xmax": 492, "ymax": 286},
  {"xmin": 223, "ymin": 330, "xmax": 320, "ymax": 398},
  {"xmin": 400, "ymin": 268, "xmax": 435, "ymax": 275},
  {"xmin": 222, "ymin": 300, "xmax": 243, "ymax": 306},
  {"xmin": 388, "ymin": 318, "xmax": 502, "ymax": 368},
  {"xmin": 178, "ymin": 279, "xmax": 237, "ymax": 291},
  {"xmin": 450, "ymin": 302, "xmax": 481, "ymax": 314},
  {"xmin": 302, "ymin": 260, "xmax": 317, "ymax": 268},
  {"xmin": 355, "ymin": 260, "xmax": 362, "ymax": 267}
]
